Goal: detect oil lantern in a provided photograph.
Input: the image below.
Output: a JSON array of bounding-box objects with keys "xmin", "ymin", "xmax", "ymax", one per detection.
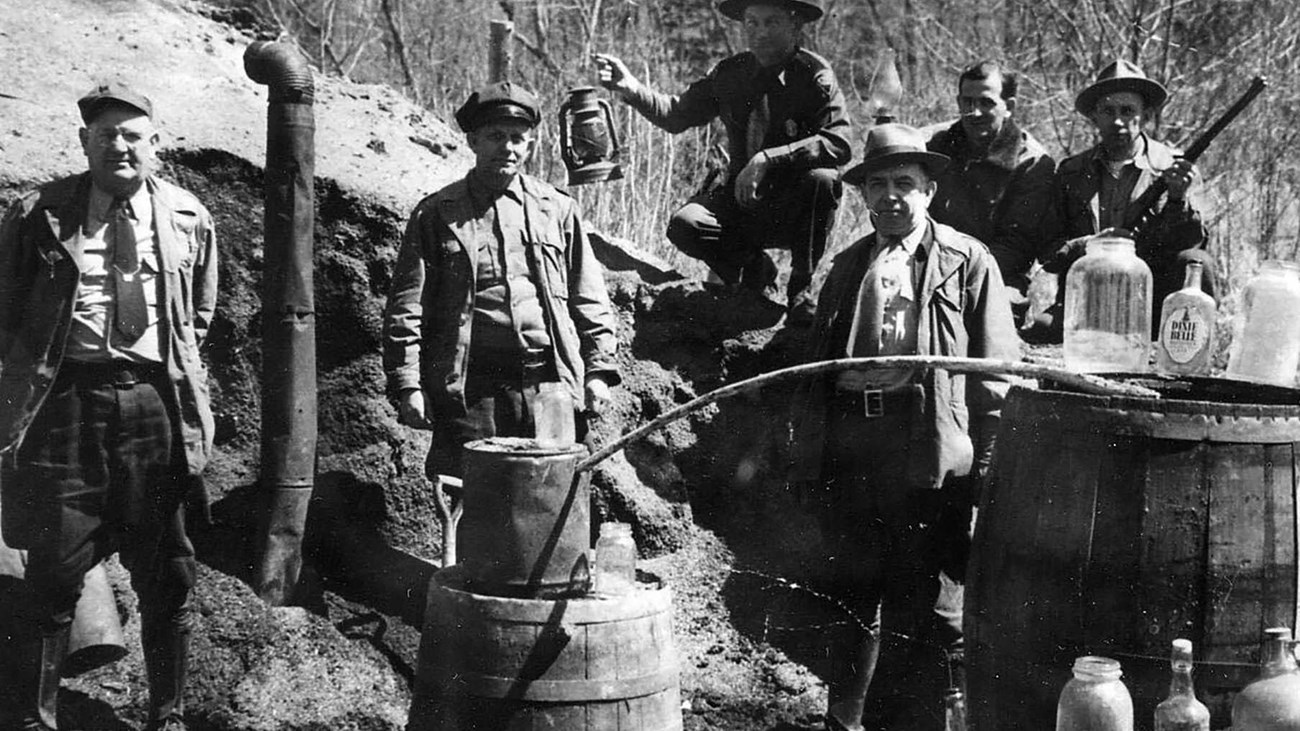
[{"xmin": 558, "ymin": 86, "xmax": 624, "ymax": 186}]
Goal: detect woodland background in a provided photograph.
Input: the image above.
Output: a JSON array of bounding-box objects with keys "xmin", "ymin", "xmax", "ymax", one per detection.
[{"xmin": 230, "ymin": 0, "xmax": 1297, "ymax": 293}]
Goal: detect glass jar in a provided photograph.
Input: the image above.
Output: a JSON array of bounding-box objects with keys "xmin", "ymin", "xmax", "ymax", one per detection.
[
  {"xmin": 1226, "ymin": 260, "xmax": 1300, "ymax": 387},
  {"xmin": 1232, "ymin": 627, "xmax": 1300, "ymax": 731},
  {"xmin": 1063, "ymin": 236, "xmax": 1153, "ymax": 374},
  {"xmin": 1056, "ymin": 656, "xmax": 1134, "ymax": 731},
  {"xmin": 593, "ymin": 522, "xmax": 636, "ymax": 596},
  {"xmin": 532, "ymin": 382, "xmax": 575, "ymax": 448}
]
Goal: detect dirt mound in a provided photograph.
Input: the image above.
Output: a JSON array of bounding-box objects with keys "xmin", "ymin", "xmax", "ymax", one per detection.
[{"xmin": 0, "ymin": 2, "xmax": 845, "ymax": 729}]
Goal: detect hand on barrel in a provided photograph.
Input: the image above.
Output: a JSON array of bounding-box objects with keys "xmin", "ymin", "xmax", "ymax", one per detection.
[
  {"xmin": 734, "ymin": 152, "xmax": 770, "ymax": 210},
  {"xmin": 396, "ymin": 388, "xmax": 433, "ymax": 430},
  {"xmin": 592, "ymin": 53, "xmax": 638, "ymax": 98},
  {"xmin": 1162, "ymin": 158, "xmax": 1199, "ymax": 200}
]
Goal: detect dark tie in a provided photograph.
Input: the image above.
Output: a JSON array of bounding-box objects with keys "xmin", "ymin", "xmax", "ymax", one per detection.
[{"xmin": 108, "ymin": 199, "xmax": 148, "ymax": 341}]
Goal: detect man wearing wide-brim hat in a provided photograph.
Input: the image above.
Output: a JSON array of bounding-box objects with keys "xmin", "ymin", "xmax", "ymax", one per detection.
[
  {"xmin": 1028, "ymin": 58, "xmax": 1213, "ymax": 342},
  {"xmin": 383, "ymin": 81, "xmax": 620, "ymax": 481},
  {"xmin": 593, "ymin": 0, "xmax": 850, "ymax": 319},
  {"xmin": 789, "ymin": 123, "xmax": 1018, "ymax": 731}
]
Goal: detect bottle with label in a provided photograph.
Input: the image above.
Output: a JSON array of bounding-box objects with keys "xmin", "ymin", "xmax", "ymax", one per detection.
[
  {"xmin": 1063, "ymin": 235, "xmax": 1153, "ymax": 374},
  {"xmin": 1056, "ymin": 656, "xmax": 1134, "ymax": 731},
  {"xmin": 1232, "ymin": 626, "xmax": 1300, "ymax": 730},
  {"xmin": 593, "ymin": 522, "xmax": 636, "ymax": 596},
  {"xmin": 1153, "ymin": 639, "xmax": 1210, "ymax": 731},
  {"xmin": 1226, "ymin": 260, "xmax": 1300, "ymax": 387},
  {"xmin": 1155, "ymin": 262, "xmax": 1216, "ymax": 376}
]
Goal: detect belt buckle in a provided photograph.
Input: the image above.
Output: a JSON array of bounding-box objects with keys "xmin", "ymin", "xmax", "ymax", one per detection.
[
  {"xmin": 114, "ymin": 369, "xmax": 138, "ymax": 389},
  {"xmin": 863, "ymin": 389, "xmax": 884, "ymax": 418}
]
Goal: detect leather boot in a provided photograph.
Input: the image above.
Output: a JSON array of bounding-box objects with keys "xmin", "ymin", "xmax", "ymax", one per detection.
[
  {"xmin": 17, "ymin": 624, "xmax": 70, "ymax": 730},
  {"xmin": 141, "ymin": 616, "xmax": 190, "ymax": 731}
]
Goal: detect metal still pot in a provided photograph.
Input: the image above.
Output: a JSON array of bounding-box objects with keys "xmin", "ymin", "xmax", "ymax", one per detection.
[{"xmin": 558, "ymin": 86, "xmax": 624, "ymax": 186}]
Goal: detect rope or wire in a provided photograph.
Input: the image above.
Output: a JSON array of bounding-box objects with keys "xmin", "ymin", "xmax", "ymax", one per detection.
[{"xmin": 576, "ymin": 355, "xmax": 1158, "ymax": 473}]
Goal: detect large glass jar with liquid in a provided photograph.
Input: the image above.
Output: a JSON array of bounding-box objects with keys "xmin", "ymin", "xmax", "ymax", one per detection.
[
  {"xmin": 1226, "ymin": 260, "xmax": 1300, "ymax": 387},
  {"xmin": 1064, "ymin": 236, "xmax": 1153, "ymax": 373}
]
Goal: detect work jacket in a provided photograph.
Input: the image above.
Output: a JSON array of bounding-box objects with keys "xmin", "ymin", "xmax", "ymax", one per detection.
[
  {"xmin": 382, "ymin": 173, "xmax": 620, "ymax": 412},
  {"xmin": 788, "ymin": 220, "xmax": 1019, "ymax": 489},
  {"xmin": 0, "ymin": 173, "xmax": 219, "ymax": 473},
  {"xmin": 624, "ymin": 48, "xmax": 851, "ymax": 186},
  {"xmin": 926, "ymin": 118, "xmax": 1055, "ymax": 289},
  {"xmin": 1043, "ymin": 134, "xmax": 1207, "ymax": 272}
]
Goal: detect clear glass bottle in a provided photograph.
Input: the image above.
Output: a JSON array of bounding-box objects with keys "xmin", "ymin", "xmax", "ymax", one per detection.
[
  {"xmin": 1231, "ymin": 627, "xmax": 1300, "ymax": 731},
  {"xmin": 593, "ymin": 522, "xmax": 636, "ymax": 596},
  {"xmin": 1227, "ymin": 260, "xmax": 1300, "ymax": 387},
  {"xmin": 1064, "ymin": 235, "xmax": 1153, "ymax": 374},
  {"xmin": 532, "ymin": 382, "xmax": 575, "ymax": 448},
  {"xmin": 1154, "ymin": 639, "xmax": 1210, "ymax": 731},
  {"xmin": 1056, "ymin": 656, "xmax": 1134, "ymax": 731},
  {"xmin": 1155, "ymin": 262, "xmax": 1216, "ymax": 377}
]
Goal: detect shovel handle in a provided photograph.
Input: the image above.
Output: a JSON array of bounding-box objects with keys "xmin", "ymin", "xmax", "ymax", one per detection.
[{"xmin": 432, "ymin": 475, "xmax": 464, "ymax": 567}]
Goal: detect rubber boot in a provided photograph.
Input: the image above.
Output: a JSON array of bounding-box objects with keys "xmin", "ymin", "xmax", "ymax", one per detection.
[
  {"xmin": 142, "ymin": 615, "xmax": 190, "ymax": 731},
  {"xmin": 20, "ymin": 624, "xmax": 70, "ymax": 730}
]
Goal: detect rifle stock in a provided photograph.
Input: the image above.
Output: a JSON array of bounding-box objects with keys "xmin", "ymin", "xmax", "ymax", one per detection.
[{"xmin": 1123, "ymin": 75, "xmax": 1268, "ymax": 236}]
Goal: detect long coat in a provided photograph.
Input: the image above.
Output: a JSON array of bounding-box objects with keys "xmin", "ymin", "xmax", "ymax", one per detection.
[
  {"xmin": 0, "ymin": 173, "xmax": 218, "ymax": 474},
  {"xmin": 788, "ymin": 220, "xmax": 1020, "ymax": 489}
]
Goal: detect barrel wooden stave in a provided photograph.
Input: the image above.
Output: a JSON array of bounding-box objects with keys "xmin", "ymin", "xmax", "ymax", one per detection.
[
  {"xmin": 967, "ymin": 383, "xmax": 1300, "ymax": 731},
  {"xmin": 408, "ymin": 566, "xmax": 682, "ymax": 731}
]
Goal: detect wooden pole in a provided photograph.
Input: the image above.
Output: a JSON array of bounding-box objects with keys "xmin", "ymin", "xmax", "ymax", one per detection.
[
  {"xmin": 489, "ymin": 20, "xmax": 514, "ymax": 82},
  {"xmin": 575, "ymin": 355, "xmax": 1162, "ymax": 473}
]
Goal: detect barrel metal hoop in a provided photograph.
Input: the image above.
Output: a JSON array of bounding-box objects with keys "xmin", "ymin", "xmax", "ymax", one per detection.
[{"xmin": 431, "ymin": 667, "xmax": 680, "ymax": 702}]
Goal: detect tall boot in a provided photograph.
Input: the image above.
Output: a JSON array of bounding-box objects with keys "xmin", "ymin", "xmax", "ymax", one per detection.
[
  {"xmin": 826, "ymin": 630, "xmax": 881, "ymax": 731},
  {"xmin": 142, "ymin": 615, "xmax": 190, "ymax": 731},
  {"xmin": 20, "ymin": 624, "xmax": 70, "ymax": 730}
]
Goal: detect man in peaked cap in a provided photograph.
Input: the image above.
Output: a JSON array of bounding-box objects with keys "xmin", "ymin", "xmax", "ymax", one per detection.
[
  {"xmin": 1026, "ymin": 58, "xmax": 1213, "ymax": 342},
  {"xmin": 0, "ymin": 82, "xmax": 218, "ymax": 730},
  {"xmin": 789, "ymin": 124, "xmax": 1018, "ymax": 730},
  {"xmin": 593, "ymin": 0, "xmax": 851, "ymax": 319},
  {"xmin": 383, "ymin": 81, "xmax": 620, "ymax": 482}
]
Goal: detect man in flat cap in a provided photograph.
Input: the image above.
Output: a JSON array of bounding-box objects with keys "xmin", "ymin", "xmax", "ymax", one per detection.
[
  {"xmin": 789, "ymin": 124, "xmax": 1018, "ymax": 730},
  {"xmin": 1028, "ymin": 59, "xmax": 1212, "ymax": 341},
  {"xmin": 593, "ymin": 0, "xmax": 850, "ymax": 318},
  {"xmin": 924, "ymin": 61, "xmax": 1055, "ymax": 314},
  {"xmin": 383, "ymin": 81, "xmax": 620, "ymax": 482},
  {"xmin": 0, "ymin": 82, "xmax": 217, "ymax": 730}
]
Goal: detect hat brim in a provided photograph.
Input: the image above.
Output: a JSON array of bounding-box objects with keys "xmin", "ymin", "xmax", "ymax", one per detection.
[
  {"xmin": 1074, "ymin": 77, "xmax": 1168, "ymax": 115},
  {"xmin": 77, "ymin": 96, "xmax": 152, "ymax": 124},
  {"xmin": 717, "ymin": 0, "xmax": 823, "ymax": 22},
  {"xmin": 842, "ymin": 151, "xmax": 949, "ymax": 185},
  {"xmin": 458, "ymin": 102, "xmax": 540, "ymax": 133}
]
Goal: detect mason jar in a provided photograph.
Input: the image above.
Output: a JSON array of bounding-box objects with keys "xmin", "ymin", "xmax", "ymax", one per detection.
[{"xmin": 1063, "ymin": 235, "xmax": 1153, "ymax": 373}]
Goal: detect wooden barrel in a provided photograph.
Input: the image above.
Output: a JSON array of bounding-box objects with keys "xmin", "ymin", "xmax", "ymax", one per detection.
[
  {"xmin": 459, "ymin": 438, "xmax": 590, "ymax": 598},
  {"xmin": 967, "ymin": 378, "xmax": 1300, "ymax": 731},
  {"xmin": 407, "ymin": 565, "xmax": 682, "ymax": 731}
]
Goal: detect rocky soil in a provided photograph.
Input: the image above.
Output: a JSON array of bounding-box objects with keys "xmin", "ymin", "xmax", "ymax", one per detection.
[{"xmin": 0, "ymin": 1, "xmax": 900, "ymax": 729}]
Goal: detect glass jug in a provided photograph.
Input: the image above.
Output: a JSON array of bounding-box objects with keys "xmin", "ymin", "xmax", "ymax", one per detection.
[
  {"xmin": 1226, "ymin": 260, "xmax": 1300, "ymax": 387},
  {"xmin": 1231, "ymin": 627, "xmax": 1300, "ymax": 731},
  {"xmin": 1063, "ymin": 235, "xmax": 1153, "ymax": 373}
]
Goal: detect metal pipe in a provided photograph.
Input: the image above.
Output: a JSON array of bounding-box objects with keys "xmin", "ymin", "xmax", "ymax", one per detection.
[{"xmin": 245, "ymin": 41, "xmax": 318, "ymax": 606}]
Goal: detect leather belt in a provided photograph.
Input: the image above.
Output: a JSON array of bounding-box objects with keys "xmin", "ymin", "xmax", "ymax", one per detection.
[
  {"xmin": 834, "ymin": 386, "xmax": 919, "ymax": 419},
  {"xmin": 59, "ymin": 360, "xmax": 165, "ymax": 389}
]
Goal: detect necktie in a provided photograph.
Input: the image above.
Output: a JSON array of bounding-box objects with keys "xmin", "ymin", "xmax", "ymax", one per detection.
[
  {"xmin": 109, "ymin": 199, "xmax": 148, "ymax": 341},
  {"xmin": 746, "ymin": 83, "xmax": 771, "ymax": 162}
]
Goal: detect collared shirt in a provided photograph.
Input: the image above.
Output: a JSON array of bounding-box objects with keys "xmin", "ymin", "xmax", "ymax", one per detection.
[
  {"xmin": 467, "ymin": 174, "xmax": 550, "ymax": 354},
  {"xmin": 1094, "ymin": 137, "xmax": 1153, "ymax": 230},
  {"xmin": 840, "ymin": 224, "xmax": 926, "ymax": 390},
  {"xmin": 66, "ymin": 184, "xmax": 162, "ymax": 363}
]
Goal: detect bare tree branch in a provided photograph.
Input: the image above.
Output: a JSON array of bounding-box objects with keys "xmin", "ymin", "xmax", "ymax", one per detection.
[{"xmin": 380, "ymin": 0, "xmax": 423, "ymax": 104}]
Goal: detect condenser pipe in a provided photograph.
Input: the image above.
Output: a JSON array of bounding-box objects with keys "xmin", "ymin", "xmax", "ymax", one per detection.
[{"xmin": 245, "ymin": 41, "xmax": 318, "ymax": 606}]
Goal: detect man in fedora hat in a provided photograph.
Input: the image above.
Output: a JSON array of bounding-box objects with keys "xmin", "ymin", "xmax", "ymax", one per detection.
[
  {"xmin": 1027, "ymin": 58, "xmax": 1212, "ymax": 341},
  {"xmin": 789, "ymin": 124, "xmax": 1018, "ymax": 730},
  {"xmin": 0, "ymin": 81, "xmax": 218, "ymax": 730},
  {"xmin": 924, "ymin": 61, "xmax": 1055, "ymax": 308},
  {"xmin": 383, "ymin": 81, "xmax": 620, "ymax": 480},
  {"xmin": 592, "ymin": 0, "xmax": 850, "ymax": 318}
]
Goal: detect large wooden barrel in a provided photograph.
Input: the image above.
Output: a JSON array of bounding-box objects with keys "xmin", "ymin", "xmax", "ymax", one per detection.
[
  {"xmin": 407, "ymin": 565, "xmax": 682, "ymax": 731},
  {"xmin": 967, "ymin": 379, "xmax": 1300, "ymax": 731},
  {"xmin": 459, "ymin": 438, "xmax": 590, "ymax": 597}
]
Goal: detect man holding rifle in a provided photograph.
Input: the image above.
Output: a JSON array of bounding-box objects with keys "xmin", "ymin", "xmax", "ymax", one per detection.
[{"xmin": 1028, "ymin": 59, "xmax": 1213, "ymax": 341}]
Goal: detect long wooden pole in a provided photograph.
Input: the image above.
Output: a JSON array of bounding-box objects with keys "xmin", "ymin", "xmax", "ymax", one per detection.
[{"xmin": 575, "ymin": 356, "xmax": 1160, "ymax": 473}]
